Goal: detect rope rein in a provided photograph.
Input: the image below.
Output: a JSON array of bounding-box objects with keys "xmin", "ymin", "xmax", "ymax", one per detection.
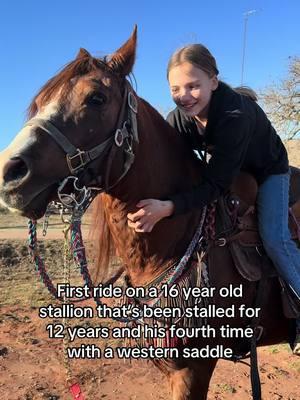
[{"xmin": 28, "ymin": 205, "xmax": 208, "ymax": 320}]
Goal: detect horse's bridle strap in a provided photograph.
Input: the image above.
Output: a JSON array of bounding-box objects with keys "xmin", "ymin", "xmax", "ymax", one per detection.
[
  {"xmin": 25, "ymin": 118, "xmax": 78, "ymax": 155},
  {"xmin": 25, "ymin": 117, "xmax": 117, "ymax": 171}
]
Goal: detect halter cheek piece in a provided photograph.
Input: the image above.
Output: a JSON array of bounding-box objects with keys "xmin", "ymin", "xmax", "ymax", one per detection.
[{"xmin": 24, "ymin": 81, "xmax": 138, "ymax": 195}]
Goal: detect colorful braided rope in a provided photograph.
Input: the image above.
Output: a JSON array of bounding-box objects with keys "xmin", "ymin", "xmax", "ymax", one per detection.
[
  {"xmin": 28, "ymin": 219, "xmax": 58, "ymax": 298},
  {"xmin": 28, "ymin": 205, "xmax": 207, "ymax": 323}
]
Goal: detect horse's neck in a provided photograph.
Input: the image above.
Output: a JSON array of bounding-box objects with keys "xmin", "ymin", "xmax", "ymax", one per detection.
[{"xmin": 103, "ymin": 99, "xmax": 202, "ymax": 286}]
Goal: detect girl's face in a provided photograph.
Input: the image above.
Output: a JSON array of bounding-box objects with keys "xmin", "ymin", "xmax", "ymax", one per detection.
[{"xmin": 168, "ymin": 62, "xmax": 218, "ymax": 119}]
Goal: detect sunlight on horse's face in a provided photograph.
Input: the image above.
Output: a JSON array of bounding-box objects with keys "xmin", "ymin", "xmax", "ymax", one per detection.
[
  {"xmin": 52, "ymin": 73, "xmax": 122, "ymax": 148},
  {"xmin": 0, "ymin": 68, "xmax": 123, "ymax": 219}
]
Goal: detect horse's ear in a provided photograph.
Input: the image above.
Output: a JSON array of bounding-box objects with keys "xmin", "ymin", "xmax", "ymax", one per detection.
[
  {"xmin": 108, "ymin": 25, "xmax": 137, "ymax": 76},
  {"xmin": 76, "ymin": 48, "xmax": 91, "ymax": 59}
]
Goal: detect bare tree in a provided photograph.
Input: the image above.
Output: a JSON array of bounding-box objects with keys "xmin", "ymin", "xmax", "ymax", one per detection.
[{"xmin": 260, "ymin": 56, "xmax": 300, "ymax": 140}]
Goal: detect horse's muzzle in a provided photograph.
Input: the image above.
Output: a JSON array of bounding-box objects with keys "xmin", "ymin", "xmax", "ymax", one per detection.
[
  {"xmin": 0, "ymin": 155, "xmax": 57, "ymax": 218},
  {"xmin": 2, "ymin": 157, "xmax": 30, "ymax": 187}
]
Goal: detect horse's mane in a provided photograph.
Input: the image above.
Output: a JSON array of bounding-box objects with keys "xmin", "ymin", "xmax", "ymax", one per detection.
[
  {"xmin": 91, "ymin": 194, "xmax": 116, "ymax": 282},
  {"xmin": 27, "ymin": 56, "xmax": 114, "ymax": 118}
]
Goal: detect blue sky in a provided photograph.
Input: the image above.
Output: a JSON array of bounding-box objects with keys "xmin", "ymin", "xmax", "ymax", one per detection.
[{"xmin": 0, "ymin": 0, "xmax": 299, "ymax": 150}]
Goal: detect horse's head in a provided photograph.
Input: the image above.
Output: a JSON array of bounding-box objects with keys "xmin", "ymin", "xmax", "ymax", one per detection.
[{"xmin": 0, "ymin": 27, "xmax": 137, "ymax": 219}]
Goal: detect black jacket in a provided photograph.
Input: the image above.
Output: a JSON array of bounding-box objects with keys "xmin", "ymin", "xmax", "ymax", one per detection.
[{"xmin": 166, "ymin": 81, "xmax": 289, "ymax": 215}]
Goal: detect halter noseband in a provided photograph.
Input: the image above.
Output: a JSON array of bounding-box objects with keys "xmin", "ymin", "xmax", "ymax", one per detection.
[{"xmin": 25, "ymin": 81, "xmax": 138, "ymax": 193}]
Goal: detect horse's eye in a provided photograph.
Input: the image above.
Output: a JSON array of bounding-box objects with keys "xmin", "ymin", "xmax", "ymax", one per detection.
[{"xmin": 88, "ymin": 94, "xmax": 107, "ymax": 106}]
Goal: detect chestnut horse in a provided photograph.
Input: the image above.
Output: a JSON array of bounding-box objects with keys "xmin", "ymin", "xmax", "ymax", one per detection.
[{"xmin": 0, "ymin": 27, "xmax": 294, "ymax": 399}]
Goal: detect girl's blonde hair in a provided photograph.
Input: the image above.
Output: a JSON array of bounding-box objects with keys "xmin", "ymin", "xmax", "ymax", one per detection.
[
  {"xmin": 167, "ymin": 44, "xmax": 258, "ymax": 102},
  {"xmin": 234, "ymin": 86, "xmax": 258, "ymax": 101},
  {"xmin": 167, "ymin": 44, "xmax": 219, "ymax": 78}
]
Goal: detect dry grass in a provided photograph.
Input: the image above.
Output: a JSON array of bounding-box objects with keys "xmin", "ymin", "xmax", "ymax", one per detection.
[{"xmin": 285, "ymin": 139, "xmax": 300, "ymax": 167}]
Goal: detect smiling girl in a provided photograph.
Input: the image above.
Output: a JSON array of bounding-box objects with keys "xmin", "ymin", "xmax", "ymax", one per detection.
[{"xmin": 127, "ymin": 43, "xmax": 300, "ymax": 353}]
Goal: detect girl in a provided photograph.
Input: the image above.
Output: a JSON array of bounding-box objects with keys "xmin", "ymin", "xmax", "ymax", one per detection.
[{"xmin": 127, "ymin": 44, "xmax": 300, "ymax": 353}]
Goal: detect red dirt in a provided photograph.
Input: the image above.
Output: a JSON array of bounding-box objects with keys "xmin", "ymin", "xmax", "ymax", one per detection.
[
  {"xmin": 0, "ymin": 228, "xmax": 89, "ymax": 240},
  {"xmin": 1, "ymin": 304, "xmax": 299, "ymax": 399},
  {"xmin": 1, "ymin": 170, "xmax": 300, "ymax": 400}
]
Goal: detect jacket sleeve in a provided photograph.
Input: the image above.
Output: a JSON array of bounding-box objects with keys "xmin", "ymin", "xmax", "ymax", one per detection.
[
  {"xmin": 166, "ymin": 110, "xmax": 186, "ymax": 135},
  {"xmin": 168, "ymin": 111, "xmax": 252, "ymax": 215},
  {"xmin": 166, "ymin": 110, "xmax": 200, "ymax": 149}
]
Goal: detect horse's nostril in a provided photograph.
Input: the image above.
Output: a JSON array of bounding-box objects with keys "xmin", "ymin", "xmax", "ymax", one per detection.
[{"xmin": 3, "ymin": 157, "xmax": 29, "ymax": 184}]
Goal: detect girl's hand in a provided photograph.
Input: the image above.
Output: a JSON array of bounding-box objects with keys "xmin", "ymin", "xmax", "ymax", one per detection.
[{"xmin": 127, "ymin": 199, "xmax": 174, "ymax": 232}]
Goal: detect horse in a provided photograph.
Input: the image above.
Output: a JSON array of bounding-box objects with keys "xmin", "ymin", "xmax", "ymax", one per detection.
[{"xmin": 0, "ymin": 26, "xmax": 298, "ymax": 400}]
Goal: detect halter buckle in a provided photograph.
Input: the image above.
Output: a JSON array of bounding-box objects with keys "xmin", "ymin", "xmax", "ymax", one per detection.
[
  {"xmin": 128, "ymin": 91, "xmax": 138, "ymax": 113},
  {"xmin": 114, "ymin": 129, "xmax": 124, "ymax": 147},
  {"xmin": 216, "ymin": 237, "xmax": 226, "ymax": 247},
  {"xmin": 66, "ymin": 149, "xmax": 89, "ymax": 173}
]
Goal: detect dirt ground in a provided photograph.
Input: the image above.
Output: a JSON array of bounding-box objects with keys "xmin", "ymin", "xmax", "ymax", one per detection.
[
  {"xmin": 0, "ymin": 238, "xmax": 299, "ymax": 400},
  {"xmin": 0, "ymin": 305, "xmax": 299, "ymax": 400},
  {"xmin": 0, "ymin": 141, "xmax": 299, "ymax": 400}
]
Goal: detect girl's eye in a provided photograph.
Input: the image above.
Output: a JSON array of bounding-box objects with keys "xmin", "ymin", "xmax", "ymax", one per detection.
[{"xmin": 88, "ymin": 94, "xmax": 107, "ymax": 106}]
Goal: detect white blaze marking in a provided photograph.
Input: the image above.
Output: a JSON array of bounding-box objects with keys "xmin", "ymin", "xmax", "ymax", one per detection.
[
  {"xmin": 36, "ymin": 100, "xmax": 61, "ymax": 120},
  {"xmin": 5, "ymin": 100, "xmax": 60, "ymax": 157}
]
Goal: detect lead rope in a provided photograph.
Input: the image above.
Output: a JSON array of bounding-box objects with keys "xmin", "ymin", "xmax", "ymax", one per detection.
[
  {"xmin": 28, "ymin": 219, "xmax": 58, "ymax": 297},
  {"xmin": 29, "ymin": 205, "xmax": 208, "ymax": 320},
  {"xmin": 28, "ymin": 218, "xmax": 84, "ymax": 400},
  {"xmin": 63, "ymin": 223, "xmax": 85, "ymax": 400}
]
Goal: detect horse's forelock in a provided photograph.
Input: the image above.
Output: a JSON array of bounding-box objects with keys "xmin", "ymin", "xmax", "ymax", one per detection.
[{"xmin": 27, "ymin": 55, "xmax": 114, "ymax": 118}]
